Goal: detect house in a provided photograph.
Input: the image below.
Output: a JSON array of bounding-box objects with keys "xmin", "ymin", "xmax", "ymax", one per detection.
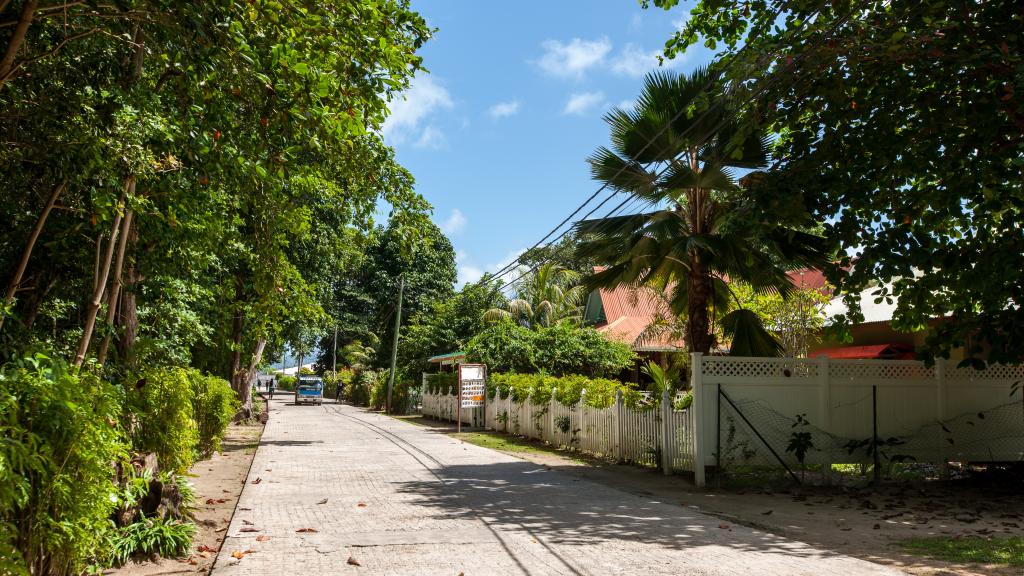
[
  {"xmin": 582, "ymin": 282, "xmax": 685, "ymax": 363},
  {"xmin": 427, "ymin": 351, "xmax": 465, "ymax": 372}
]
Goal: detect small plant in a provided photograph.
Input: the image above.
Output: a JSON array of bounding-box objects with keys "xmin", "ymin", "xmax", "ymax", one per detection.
[
  {"xmin": 785, "ymin": 413, "xmax": 815, "ymax": 479},
  {"xmin": 554, "ymin": 415, "xmax": 571, "ymax": 434},
  {"xmin": 674, "ymin": 390, "xmax": 693, "ymax": 410},
  {"xmin": 105, "ymin": 517, "xmax": 196, "ymax": 567}
]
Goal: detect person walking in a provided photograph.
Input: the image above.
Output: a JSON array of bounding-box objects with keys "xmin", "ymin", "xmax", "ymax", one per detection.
[{"xmin": 268, "ymin": 376, "xmax": 275, "ymax": 400}]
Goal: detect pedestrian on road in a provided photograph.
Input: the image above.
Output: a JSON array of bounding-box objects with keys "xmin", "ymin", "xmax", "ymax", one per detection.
[
  {"xmin": 268, "ymin": 377, "xmax": 275, "ymax": 400},
  {"xmin": 336, "ymin": 381, "xmax": 343, "ymax": 403}
]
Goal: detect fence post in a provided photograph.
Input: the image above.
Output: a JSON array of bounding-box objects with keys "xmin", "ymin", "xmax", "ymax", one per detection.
[
  {"xmin": 614, "ymin": 389, "xmax": 623, "ymax": 462},
  {"xmin": 549, "ymin": 387, "xmax": 557, "ymax": 445},
  {"xmin": 818, "ymin": 355, "xmax": 832, "ymax": 485},
  {"xmin": 936, "ymin": 358, "xmax": 949, "ymax": 478},
  {"xmin": 690, "ymin": 352, "xmax": 706, "ymax": 487},
  {"xmin": 661, "ymin": 388, "xmax": 672, "ymax": 475}
]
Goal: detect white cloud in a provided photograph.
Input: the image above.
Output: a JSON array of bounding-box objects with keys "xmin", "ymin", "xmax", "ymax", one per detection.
[
  {"xmin": 458, "ymin": 265, "xmax": 484, "ymax": 286},
  {"xmin": 610, "ymin": 43, "xmax": 665, "ymax": 78},
  {"xmin": 487, "ymin": 100, "xmax": 521, "ymax": 119},
  {"xmin": 672, "ymin": 11, "xmax": 689, "ymax": 30},
  {"xmin": 618, "ymin": 99, "xmax": 636, "ymax": 111},
  {"xmin": 414, "ymin": 125, "xmax": 446, "ymax": 149},
  {"xmin": 382, "ymin": 76, "xmax": 453, "ymax": 146},
  {"xmin": 536, "ymin": 37, "xmax": 612, "ymax": 79},
  {"xmin": 563, "ymin": 91, "xmax": 606, "ymax": 115},
  {"xmin": 440, "ymin": 209, "xmax": 467, "ymax": 235}
]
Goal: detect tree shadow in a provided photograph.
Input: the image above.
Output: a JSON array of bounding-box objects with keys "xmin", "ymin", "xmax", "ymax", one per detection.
[{"xmin": 393, "ymin": 459, "xmax": 857, "ymax": 562}]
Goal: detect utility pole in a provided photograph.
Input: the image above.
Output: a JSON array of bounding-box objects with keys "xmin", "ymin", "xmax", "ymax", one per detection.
[
  {"xmin": 386, "ymin": 275, "xmax": 404, "ymax": 414},
  {"xmin": 332, "ymin": 325, "xmax": 338, "ymax": 376}
]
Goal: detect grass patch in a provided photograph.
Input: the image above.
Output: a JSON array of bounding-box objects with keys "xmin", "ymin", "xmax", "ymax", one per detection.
[
  {"xmin": 899, "ymin": 536, "xmax": 1024, "ymax": 566},
  {"xmin": 452, "ymin": 431, "xmax": 590, "ymax": 464}
]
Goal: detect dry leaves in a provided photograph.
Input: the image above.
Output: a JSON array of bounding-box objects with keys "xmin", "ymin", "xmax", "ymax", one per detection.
[
  {"xmin": 256, "ymin": 535, "xmax": 272, "ymax": 542},
  {"xmin": 346, "ymin": 556, "xmax": 361, "ymax": 566},
  {"xmin": 718, "ymin": 523, "xmax": 731, "ymax": 530},
  {"xmin": 242, "ymin": 519, "xmax": 254, "ymax": 525},
  {"xmin": 251, "ymin": 477, "xmax": 262, "ymax": 485},
  {"xmin": 197, "ymin": 545, "xmax": 218, "ymax": 553},
  {"xmin": 296, "ymin": 528, "xmax": 318, "ymax": 533},
  {"xmin": 205, "ymin": 498, "xmax": 228, "ymax": 505},
  {"xmin": 240, "ymin": 527, "xmax": 261, "ymax": 533},
  {"xmin": 357, "ymin": 502, "xmax": 367, "ymax": 507},
  {"xmin": 316, "ymin": 498, "xmax": 328, "ymax": 505}
]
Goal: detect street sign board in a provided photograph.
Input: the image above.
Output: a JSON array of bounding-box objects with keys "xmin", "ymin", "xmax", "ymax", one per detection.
[{"xmin": 459, "ymin": 363, "xmax": 486, "ymax": 408}]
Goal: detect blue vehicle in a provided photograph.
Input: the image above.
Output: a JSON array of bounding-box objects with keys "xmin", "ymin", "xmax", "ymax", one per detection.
[{"xmin": 294, "ymin": 375, "xmax": 324, "ymax": 406}]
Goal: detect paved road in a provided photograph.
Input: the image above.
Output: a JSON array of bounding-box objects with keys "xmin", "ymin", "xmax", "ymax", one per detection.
[{"xmin": 212, "ymin": 397, "xmax": 902, "ymax": 576}]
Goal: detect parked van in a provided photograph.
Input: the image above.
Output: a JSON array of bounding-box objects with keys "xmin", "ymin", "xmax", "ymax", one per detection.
[{"xmin": 294, "ymin": 375, "xmax": 324, "ymax": 406}]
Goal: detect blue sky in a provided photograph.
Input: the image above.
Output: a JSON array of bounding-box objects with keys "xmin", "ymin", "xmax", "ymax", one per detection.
[{"xmin": 383, "ymin": 0, "xmax": 715, "ymax": 287}]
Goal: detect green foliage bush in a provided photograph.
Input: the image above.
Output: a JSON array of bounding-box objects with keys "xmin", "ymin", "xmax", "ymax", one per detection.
[
  {"xmin": 276, "ymin": 375, "xmax": 296, "ymax": 391},
  {"xmin": 424, "ymin": 372, "xmax": 456, "ymax": 394},
  {"xmin": 344, "ymin": 371, "xmax": 374, "ymax": 406},
  {"xmin": 0, "ymin": 355, "xmax": 126, "ymax": 576},
  {"xmin": 466, "ymin": 322, "xmax": 635, "ymax": 378},
  {"xmin": 125, "ymin": 368, "xmax": 199, "ymax": 474},
  {"xmin": 488, "ymin": 372, "xmax": 636, "ymax": 408},
  {"xmin": 187, "ymin": 370, "xmax": 239, "ymax": 457},
  {"xmin": 532, "ymin": 323, "xmax": 636, "ymax": 378},
  {"xmin": 323, "ymin": 368, "xmax": 354, "ymax": 398},
  {"xmin": 465, "ymin": 322, "xmax": 537, "ymax": 373}
]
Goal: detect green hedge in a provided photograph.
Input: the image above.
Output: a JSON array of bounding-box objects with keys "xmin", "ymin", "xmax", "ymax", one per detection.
[
  {"xmin": 488, "ymin": 372, "xmax": 638, "ymax": 408},
  {"xmin": 0, "ymin": 355, "xmax": 127, "ymax": 575},
  {"xmin": 126, "ymin": 368, "xmax": 199, "ymax": 474},
  {"xmin": 276, "ymin": 375, "xmax": 296, "ymax": 391},
  {"xmin": 189, "ymin": 371, "xmax": 239, "ymax": 457},
  {"xmin": 465, "ymin": 322, "xmax": 635, "ymax": 378}
]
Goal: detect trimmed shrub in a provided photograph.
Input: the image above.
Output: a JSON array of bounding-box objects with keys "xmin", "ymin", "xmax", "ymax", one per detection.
[
  {"xmin": 125, "ymin": 368, "xmax": 199, "ymax": 474},
  {"xmin": 488, "ymin": 372, "xmax": 636, "ymax": 408},
  {"xmin": 466, "ymin": 322, "xmax": 635, "ymax": 378},
  {"xmin": 187, "ymin": 370, "xmax": 239, "ymax": 457},
  {"xmin": 0, "ymin": 355, "xmax": 127, "ymax": 576},
  {"xmin": 465, "ymin": 322, "xmax": 537, "ymax": 373}
]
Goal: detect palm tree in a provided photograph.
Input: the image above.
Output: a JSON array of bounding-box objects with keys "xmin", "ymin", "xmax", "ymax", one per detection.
[
  {"xmin": 576, "ymin": 68, "xmax": 828, "ymax": 355},
  {"xmin": 483, "ymin": 262, "xmax": 586, "ymax": 328}
]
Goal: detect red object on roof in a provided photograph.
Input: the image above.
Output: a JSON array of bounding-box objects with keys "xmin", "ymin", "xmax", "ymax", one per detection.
[{"xmin": 811, "ymin": 344, "xmax": 916, "ymax": 360}]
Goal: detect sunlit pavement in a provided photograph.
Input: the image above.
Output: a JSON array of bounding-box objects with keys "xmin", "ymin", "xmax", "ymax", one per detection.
[{"xmin": 212, "ymin": 397, "xmax": 902, "ymax": 575}]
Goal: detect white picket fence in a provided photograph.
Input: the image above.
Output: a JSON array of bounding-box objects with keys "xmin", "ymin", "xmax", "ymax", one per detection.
[
  {"xmin": 421, "ymin": 376, "xmax": 695, "ymax": 474},
  {"xmin": 420, "ymin": 356, "xmax": 1023, "ymax": 487}
]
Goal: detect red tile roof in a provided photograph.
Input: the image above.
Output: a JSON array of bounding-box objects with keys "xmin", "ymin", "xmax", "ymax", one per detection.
[{"xmin": 590, "ymin": 267, "xmax": 829, "ymax": 351}]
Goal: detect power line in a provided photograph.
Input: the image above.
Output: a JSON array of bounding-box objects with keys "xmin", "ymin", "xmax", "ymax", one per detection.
[{"xmin": 494, "ymin": 1, "xmax": 870, "ymax": 294}]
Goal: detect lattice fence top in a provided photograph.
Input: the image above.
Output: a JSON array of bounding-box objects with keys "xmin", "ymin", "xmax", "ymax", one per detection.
[
  {"xmin": 701, "ymin": 357, "xmax": 818, "ymax": 380},
  {"xmin": 948, "ymin": 363, "xmax": 1024, "ymax": 382},
  {"xmin": 700, "ymin": 355, "xmax": 1024, "ymax": 385},
  {"xmin": 828, "ymin": 360, "xmax": 934, "ymax": 381}
]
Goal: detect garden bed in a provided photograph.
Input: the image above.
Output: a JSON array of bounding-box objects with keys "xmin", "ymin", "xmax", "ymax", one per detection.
[{"xmin": 106, "ymin": 405, "xmax": 265, "ymax": 575}]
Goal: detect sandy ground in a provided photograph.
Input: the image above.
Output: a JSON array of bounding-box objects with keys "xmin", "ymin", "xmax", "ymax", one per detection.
[
  {"xmin": 407, "ymin": 417, "xmax": 1023, "ymax": 576},
  {"xmin": 107, "ymin": 403, "xmax": 266, "ymax": 576}
]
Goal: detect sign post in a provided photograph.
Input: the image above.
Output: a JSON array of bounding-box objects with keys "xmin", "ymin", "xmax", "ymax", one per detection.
[{"xmin": 457, "ymin": 363, "xmax": 486, "ymax": 433}]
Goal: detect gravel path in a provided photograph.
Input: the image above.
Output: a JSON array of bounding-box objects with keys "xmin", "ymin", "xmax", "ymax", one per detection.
[{"xmin": 212, "ymin": 399, "xmax": 903, "ymax": 575}]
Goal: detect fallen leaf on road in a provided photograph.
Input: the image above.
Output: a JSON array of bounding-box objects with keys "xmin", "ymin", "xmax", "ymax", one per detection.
[
  {"xmin": 231, "ymin": 551, "xmax": 246, "ymax": 560},
  {"xmin": 251, "ymin": 477, "xmax": 262, "ymax": 485},
  {"xmin": 239, "ymin": 507, "xmax": 252, "ymax": 511},
  {"xmin": 357, "ymin": 502, "xmax": 367, "ymax": 507},
  {"xmin": 205, "ymin": 498, "xmax": 228, "ymax": 505},
  {"xmin": 256, "ymin": 535, "xmax": 271, "ymax": 542},
  {"xmin": 265, "ymin": 469, "xmax": 272, "ymax": 472},
  {"xmin": 760, "ymin": 510, "xmax": 773, "ymax": 516},
  {"xmin": 188, "ymin": 558, "xmax": 198, "ymax": 565},
  {"xmin": 197, "ymin": 545, "xmax": 218, "ymax": 553},
  {"xmin": 296, "ymin": 528, "xmax": 318, "ymax": 533},
  {"xmin": 242, "ymin": 519, "xmax": 254, "ymax": 525},
  {"xmin": 215, "ymin": 528, "xmax": 227, "ymax": 533},
  {"xmin": 317, "ymin": 498, "xmax": 328, "ymax": 505},
  {"xmin": 240, "ymin": 527, "xmax": 260, "ymax": 533},
  {"xmin": 347, "ymin": 557, "xmax": 361, "ymax": 566},
  {"xmin": 718, "ymin": 524, "xmax": 730, "ymax": 529}
]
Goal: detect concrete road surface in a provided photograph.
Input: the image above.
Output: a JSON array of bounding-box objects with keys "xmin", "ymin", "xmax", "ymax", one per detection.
[{"xmin": 211, "ymin": 398, "xmax": 902, "ymax": 575}]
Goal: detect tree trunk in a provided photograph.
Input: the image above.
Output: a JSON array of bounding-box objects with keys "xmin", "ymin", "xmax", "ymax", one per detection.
[
  {"xmin": 686, "ymin": 257, "xmax": 714, "ymax": 354},
  {"xmin": 116, "ymin": 241, "xmax": 140, "ymax": 363},
  {"xmin": 0, "ymin": 179, "xmax": 66, "ymax": 334},
  {"xmin": 229, "ymin": 275, "xmax": 246, "ymax": 387},
  {"xmin": 0, "ymin": 0, "xmax": 36, "ymax": 86},
  {"xmin": 236, "ymin": 337, "xmax": 267, "ymax": 419},
  {"xmin": 97, "ymin": 209, "xmax": 134, "ymax": 365},
  {"xmin": 74, "ymin": 180, "xmax": 130, "ymax": 367}
]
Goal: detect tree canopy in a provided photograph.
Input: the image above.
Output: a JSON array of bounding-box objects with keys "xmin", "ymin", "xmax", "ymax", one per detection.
[{"xmin": 644, "ymin": 0, "xmax": 1024, "ymax": 364}]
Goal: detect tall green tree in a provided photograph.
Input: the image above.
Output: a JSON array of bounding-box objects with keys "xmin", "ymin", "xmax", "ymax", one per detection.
[
  {"xmin": 644, "ymin": 0, "xmax": 1023, "ymax": 364},
  {"xmin": 575, "ymin": 69, "xmax": 829, "ymax": 355},
  {"xmin": 484, "ymin": 263, "xmax": 586, "ymax": 328}
]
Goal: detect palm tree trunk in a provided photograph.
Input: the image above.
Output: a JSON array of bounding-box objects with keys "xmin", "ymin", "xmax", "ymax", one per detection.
[{"xmin": 686, "ymin": 258, "xmax": 714, "ymax": 354}]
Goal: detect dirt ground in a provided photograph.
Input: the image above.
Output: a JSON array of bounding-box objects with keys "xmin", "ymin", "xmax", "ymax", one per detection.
[
  {"xmin": 107, "ymin": 403, "xmax": 266, "ymax": 576},
  {"xmin": 408, "ymin": 417, "xmax": 1023, "ymax": 576}
]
